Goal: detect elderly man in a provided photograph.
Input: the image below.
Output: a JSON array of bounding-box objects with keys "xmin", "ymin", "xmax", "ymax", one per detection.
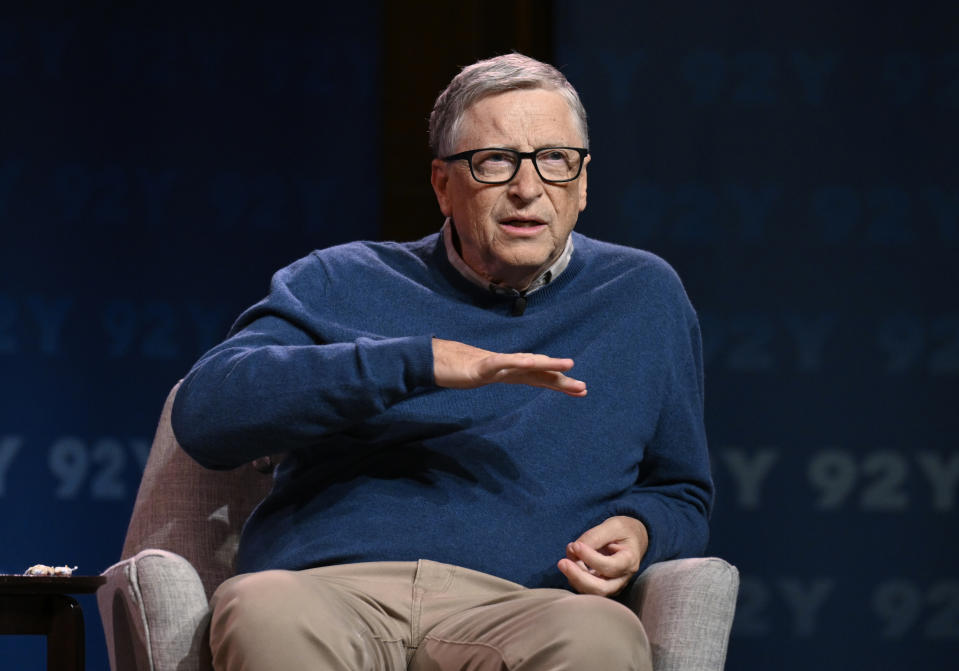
[{"xmin": 172, "ymin": 53, "xmax": 712, "ymax": 671}]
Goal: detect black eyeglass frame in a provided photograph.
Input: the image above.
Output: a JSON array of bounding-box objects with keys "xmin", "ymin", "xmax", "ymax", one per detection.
[{"xmin": 441, "ymin": 147, "xmax": 589, "ymax": 184}]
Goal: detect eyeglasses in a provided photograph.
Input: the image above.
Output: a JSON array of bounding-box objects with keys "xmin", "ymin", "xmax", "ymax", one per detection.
[{"xmin": 442, "ymin": 147, "xmax": 589, "ymax": 184}]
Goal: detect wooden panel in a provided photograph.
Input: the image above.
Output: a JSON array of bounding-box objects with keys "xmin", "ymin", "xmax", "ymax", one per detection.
[{"xmin": 380, "ymin": 1, "xmax": 554, "ymax": 242}]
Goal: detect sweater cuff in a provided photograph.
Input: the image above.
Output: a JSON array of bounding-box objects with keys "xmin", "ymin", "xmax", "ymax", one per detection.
[{"xmin": 356, "ymin": 334, "xmax": 436, "ymax": 395}]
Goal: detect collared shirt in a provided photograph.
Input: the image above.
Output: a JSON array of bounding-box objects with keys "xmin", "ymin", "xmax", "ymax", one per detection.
[{"xmin": 441, "ymin": 218, "xmax": 574, "ymax": 298}]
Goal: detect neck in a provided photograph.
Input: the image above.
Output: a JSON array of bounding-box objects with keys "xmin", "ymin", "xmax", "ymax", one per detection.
[{"xmin": 443, "ymin": 219, "xmax": 573, "ymax": 294}]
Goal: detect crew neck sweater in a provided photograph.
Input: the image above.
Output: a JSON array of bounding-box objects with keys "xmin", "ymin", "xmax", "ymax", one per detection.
[{"xmin": 172, "ymin": 231, "xmax": 713, "ymax": 589}]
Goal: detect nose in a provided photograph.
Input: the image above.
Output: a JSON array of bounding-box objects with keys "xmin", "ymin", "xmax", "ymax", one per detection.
[{"xmin": 507, "ymin": 156, "xmax": 544, "ymax": 202}]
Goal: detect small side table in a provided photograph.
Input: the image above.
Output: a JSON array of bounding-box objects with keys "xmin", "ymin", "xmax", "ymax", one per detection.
[{"xmin": 0, "ymin": 574, "xmax": 106, "ymax": 671}]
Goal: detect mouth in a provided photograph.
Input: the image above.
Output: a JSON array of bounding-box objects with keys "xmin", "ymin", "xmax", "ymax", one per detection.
[{"xmin": 499, "ymin": 218, "xmax": 547, "ymax": 236}]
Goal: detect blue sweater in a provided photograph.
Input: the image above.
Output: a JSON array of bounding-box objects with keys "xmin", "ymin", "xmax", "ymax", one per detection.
[{"xmin": 172, "ymin": 232, "xmax": 713, "ymax": 589}]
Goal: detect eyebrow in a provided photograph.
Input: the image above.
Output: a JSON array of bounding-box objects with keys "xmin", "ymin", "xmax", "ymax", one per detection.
[{"xmin": 473, "ymin": 143, "xmax": 578, "ymax": 150}]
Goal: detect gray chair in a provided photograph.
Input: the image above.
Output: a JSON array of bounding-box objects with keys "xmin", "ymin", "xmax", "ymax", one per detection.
[{"xmin": 98, "ymin": 384, "xmax": 739, "ymax": 671}]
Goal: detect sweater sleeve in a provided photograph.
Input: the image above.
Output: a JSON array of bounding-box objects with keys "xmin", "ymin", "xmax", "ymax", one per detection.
[
  {"xmin": 610, "ymin": 280, "xmax": 713, "ymax": 572},
  {"xmin": 171, "ymin": 251, "xmax": 436, "ymax": 470}
]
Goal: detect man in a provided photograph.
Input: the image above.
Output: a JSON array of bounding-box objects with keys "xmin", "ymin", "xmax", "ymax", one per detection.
[{"xmin": 172, "ymin": 53, "xmax": 712, "ymax": 671}]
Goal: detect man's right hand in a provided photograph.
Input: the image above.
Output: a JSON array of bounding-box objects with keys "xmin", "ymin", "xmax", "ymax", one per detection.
[{"xmin": 431, "ymin": 338, "xmax": 587, "ymax": 397}]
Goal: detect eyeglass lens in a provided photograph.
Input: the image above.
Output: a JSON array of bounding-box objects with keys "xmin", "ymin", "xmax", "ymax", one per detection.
[{"xmin": 471, "ymin": 148, "xmax": 582, "ymax": 183}]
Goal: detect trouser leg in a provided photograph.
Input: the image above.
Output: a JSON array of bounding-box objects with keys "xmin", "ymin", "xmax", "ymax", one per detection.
[
  {"xmin": 208, "ymin": 563, "xmax": 417, "ymax": 671},
  {"xmin": 409, "ymin": 562, "xmax": 652, "ymax": 671}
]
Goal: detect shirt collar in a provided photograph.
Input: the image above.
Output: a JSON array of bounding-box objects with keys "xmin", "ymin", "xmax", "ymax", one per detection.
[{"xmin": 441, "ymin": 218, "xmax": 574, "ymax": 296}]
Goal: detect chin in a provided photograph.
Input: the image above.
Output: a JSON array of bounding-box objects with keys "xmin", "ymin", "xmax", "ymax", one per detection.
[
  {"xmin": 496, "ymin": 250, "xmax": 547, "ymax": 269},
  {"xmin": 498, "ymin": 240, "xmax": 551, "ymax": 259}
]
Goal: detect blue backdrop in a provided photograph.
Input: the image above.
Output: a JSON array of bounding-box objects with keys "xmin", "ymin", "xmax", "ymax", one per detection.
[
  {"xmin": 1, "ymin": 2, "xmax": 956, "ymax": 670},
  {"xmin": 555, "ymin": 1, "xmax": 958, "ymax": 669},
  {"xmin": 0, "ymin": 5, "xmax": 381, "ymax": 669}
]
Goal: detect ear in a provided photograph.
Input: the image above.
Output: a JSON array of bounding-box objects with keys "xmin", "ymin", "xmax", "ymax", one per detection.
[
  {"xmin": 431, "ymin": 159, "xmax": 453, "ymax": 217},
  {"xmin": 577, "ymin": 154, "xmax": 590, "ymax": 212}
]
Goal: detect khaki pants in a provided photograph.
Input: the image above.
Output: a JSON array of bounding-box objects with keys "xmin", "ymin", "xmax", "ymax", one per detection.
[{"xmin": 209, "ymin": 559, "xmax": 652, "ymax": 671}]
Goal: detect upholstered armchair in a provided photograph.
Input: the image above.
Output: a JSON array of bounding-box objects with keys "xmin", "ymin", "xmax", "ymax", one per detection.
[{"xmin": 98, "ymin": 384, "xmax": 739, "ymax": 671}]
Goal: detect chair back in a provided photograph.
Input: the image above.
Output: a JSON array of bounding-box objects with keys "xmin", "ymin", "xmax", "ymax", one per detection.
[{"xmin": 121, "ymin": 383, "xmax": 274, "ymax": 599}]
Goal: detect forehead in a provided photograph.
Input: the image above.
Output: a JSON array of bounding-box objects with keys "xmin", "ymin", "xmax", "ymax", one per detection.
[{"xmin": 457, "ymin": 88, "xmax": 580, "ymax": 149}]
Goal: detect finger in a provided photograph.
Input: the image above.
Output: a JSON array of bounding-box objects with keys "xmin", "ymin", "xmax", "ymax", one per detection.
[
  {"xmin": 519, "ymin": 371, "xmax": 587, "ymax": 396},
  {"xmin": 486, "ymin": 363, "xmax": 587, "ymax": 396},
  {"xmin": 482, "ymin": 352, "xmax": 577, "ymax": 374},
  {"xmin": 565, "ymin": 545, "xmax": 596, "ymax": 574},
  {"xmin": 557, "ymin": 558, "xmax": 604, "ymax": 593},
  {"xmin": 567, "ymin": 541, "xmax": 634, "ymax": 579},
  {"xmin": 557, "ymin": 558, "xmax": 627, "ymax": 597}
]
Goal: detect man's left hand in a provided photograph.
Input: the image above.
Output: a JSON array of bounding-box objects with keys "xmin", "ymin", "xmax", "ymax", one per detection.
[{"xmin": 557, "ymin": 516, "xmax": 649, "ymax": 597}]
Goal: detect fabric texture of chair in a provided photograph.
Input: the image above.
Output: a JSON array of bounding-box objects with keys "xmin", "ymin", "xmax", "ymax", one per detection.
[{"xmin": 98, "ymin": 384, "xmax": 739, "ymax": 671}]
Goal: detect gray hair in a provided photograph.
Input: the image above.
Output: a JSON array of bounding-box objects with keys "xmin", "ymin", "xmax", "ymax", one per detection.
[{"xmin": 429, "ymin": 53, "xmax": 589, "ymax": 157}]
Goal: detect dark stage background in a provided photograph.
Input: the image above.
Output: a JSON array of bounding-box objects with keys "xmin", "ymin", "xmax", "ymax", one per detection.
[{"xmin": 1, "ymin": 2, "xmax": 956, "ymax": 669}]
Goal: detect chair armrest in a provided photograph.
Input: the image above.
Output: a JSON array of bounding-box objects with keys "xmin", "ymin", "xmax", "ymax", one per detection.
[
  {"xmin": 622, "ymin": 557, "xmax": 739, "ymax": 671},
  {"xmin": 98, "ymin": 549, "xmax": 213, "ymax": 671}
]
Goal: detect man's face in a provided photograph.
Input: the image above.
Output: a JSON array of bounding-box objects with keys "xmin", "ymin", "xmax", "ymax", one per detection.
[{"xmin": 431, "ymin": 88, "xmax": 589, "ymax": 290}]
